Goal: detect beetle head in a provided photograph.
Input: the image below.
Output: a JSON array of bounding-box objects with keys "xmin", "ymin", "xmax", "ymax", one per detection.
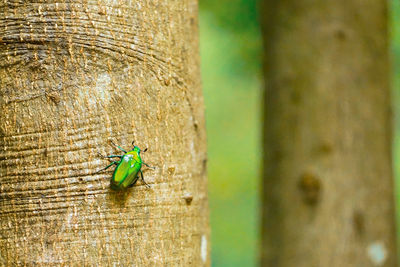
[
  {"xmin": 131, "ymin": 141, "xmax": 139, "ymax": 152},
  {"xmin": 133, "ymin": 146, "xmax": 140, "ymax": 153}
]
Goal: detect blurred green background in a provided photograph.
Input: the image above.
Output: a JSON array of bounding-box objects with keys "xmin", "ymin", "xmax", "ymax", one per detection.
[
  {"xmin": 392, "ymin": 0, "xmax": 400, "ymax": 259},
  {"xmin": 199, "ymin": 0, "xmax": 400, "ymax": 266},
  {"xmin": 199, "ymin": 0, "xmax": 261, "ymax": 266}
]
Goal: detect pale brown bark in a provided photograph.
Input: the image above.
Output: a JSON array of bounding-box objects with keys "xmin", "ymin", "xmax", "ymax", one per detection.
[
  {"xmin": 261, "ymin": 0, "xmax": 397, "ymax": 266},
  {"xmin": 0, "ymin": 1, "xmax": 209, "ymax": 266}
]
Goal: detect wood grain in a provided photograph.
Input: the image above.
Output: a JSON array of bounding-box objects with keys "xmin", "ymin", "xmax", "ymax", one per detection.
[{"xmin": 0, "ymin": 0, "xmax": 209, "ymax": 265}]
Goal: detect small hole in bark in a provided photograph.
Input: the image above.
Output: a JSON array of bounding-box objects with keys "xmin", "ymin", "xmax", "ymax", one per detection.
[
  {"xmin": 353, "ymin": 210, "xmax": 365, "ymax": 236},
  {"xmin": 298, "ymin": 171, "xmax": 321, "ymax": 205},
  {"xmin": 319, "ymin": 142, "xmax": 333, "ymax": 154},
  {"xmin": 290, "ymin": 88, "xmax": 302, "ymax": 104},
  {"xmin": 46, "ymin": 91, "xmax": 61, "ymax": 104},
  {"xmin": 202, "ymin": 158, "xmax": 207, "ymax": 175},
  {"xmin": 167, "ymin": 166, "xmax": 175, "ymax": 175},
  {"xmin": 335, "ymin": 29, "xmax": 347, "ymax": 40},
  {"xmin": 182, "ymin": 193, "xmax": 193, "ymax": 205},
  {"xmin": 98, "ymin": 6, "xmax": 106, "ymax": 15}
]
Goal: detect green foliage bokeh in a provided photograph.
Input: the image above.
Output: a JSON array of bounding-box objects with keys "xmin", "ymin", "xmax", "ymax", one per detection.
[
  {"xmin": 391, "ymin": 0, "xmax": 400, "ymax": 259},
  {"xmin": 199, "ymin": 0, "xmax": 261, "ymax": 266}
]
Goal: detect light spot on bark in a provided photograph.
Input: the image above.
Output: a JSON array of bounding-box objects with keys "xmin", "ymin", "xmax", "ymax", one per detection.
[
  {"xmin": 201, "ymin": 235, "xmax": 207, "ymax": 263},
  {"xmin": 367, "ymin": 241, "xmax": 387, "ymax": 266},
  {"xmin": 190, "ymin": 141, "xmax": 195, "ymax": 160},
  {"xmin": 78, "ymin": 72, "xmax": 111, "ymax": 109},
  {"xmin": 66, "ymin": 211, "xmax": 73, "ymax": 226},
  {"xmin": 94, "ymin": 72, "xmax": 112, "ymax": 105}
]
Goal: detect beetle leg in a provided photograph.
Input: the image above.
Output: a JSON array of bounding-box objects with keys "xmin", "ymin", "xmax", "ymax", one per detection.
[
  {"xmin": 127, "ymin": 175, "xmax": 140, "ymax": 188},
  {"xmin": 142, "ymin": 162, "xmax": 155, "ymax": 169},
  {"xmin": 105, "ymin": 155, "xmax": 123, "ymax": 159},
  {"xmin": 95, "ymin": 161, "xmax": 119, "ymax": 173},
  {"xmin": 110, "ymin": 140, "xmax": 127, "ymax": 153},
  {"xmin": 97, "ymin": 153, "xmax": 123, "ymax": 159},
  {"xmin": 140, "ymin": 170, "xmax": 151, "ymax": 188}
]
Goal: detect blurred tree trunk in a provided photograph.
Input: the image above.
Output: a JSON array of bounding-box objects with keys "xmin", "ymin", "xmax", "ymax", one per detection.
[
  {"xmin": 0, "ymin": 1, "xmax": 209, "ymax": 265},
  {"xmin": 261, "ymin": 0, "xmax": 397, "ymax": 266}
]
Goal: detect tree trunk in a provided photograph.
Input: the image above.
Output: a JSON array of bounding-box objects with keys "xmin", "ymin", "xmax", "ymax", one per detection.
[
  {"xmin": 261, "ymin": 0, "xmax": 397, "ymax": 266},
  {"xmin": 0, "ymin": 1, "xmax": 209, "ymax": 265}
]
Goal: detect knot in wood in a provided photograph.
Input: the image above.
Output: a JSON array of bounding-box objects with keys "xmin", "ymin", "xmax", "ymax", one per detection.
[
  {"xmin": 182, "ymin": 193, "xmax": 193, "ymax": 205},
  {"xmin": 298, "ymin": 171, "xmax": 321, "ymax": 205}
]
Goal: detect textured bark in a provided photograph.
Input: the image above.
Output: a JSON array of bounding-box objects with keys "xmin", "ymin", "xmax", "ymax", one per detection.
[
  {"xmin": 261, "ymin": 0, "xmax": 397, "ymax": 266},
  {"xmin": 0, "ymin": 1, "xmax": 209, "ymax": 266}
]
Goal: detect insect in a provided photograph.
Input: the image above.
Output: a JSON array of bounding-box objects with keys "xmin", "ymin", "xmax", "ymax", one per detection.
[{"xmin": 97, "ymin": 141, "xmax": 154, "ymax": 191}]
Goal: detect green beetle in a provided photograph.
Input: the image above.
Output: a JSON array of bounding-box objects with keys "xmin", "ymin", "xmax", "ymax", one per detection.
[{"xmin": 97, "ymin": 141, "xmax": 154, "ymax": 190}]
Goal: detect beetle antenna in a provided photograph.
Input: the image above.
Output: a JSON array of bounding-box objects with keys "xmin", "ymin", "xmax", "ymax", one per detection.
[
  {"xmin": 143, "ymin": 148, "xmax": 148, "ymax": 153},
  {"xmin": 132, "ymin": 140, "xmax": 135, "ymax": 147}
]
